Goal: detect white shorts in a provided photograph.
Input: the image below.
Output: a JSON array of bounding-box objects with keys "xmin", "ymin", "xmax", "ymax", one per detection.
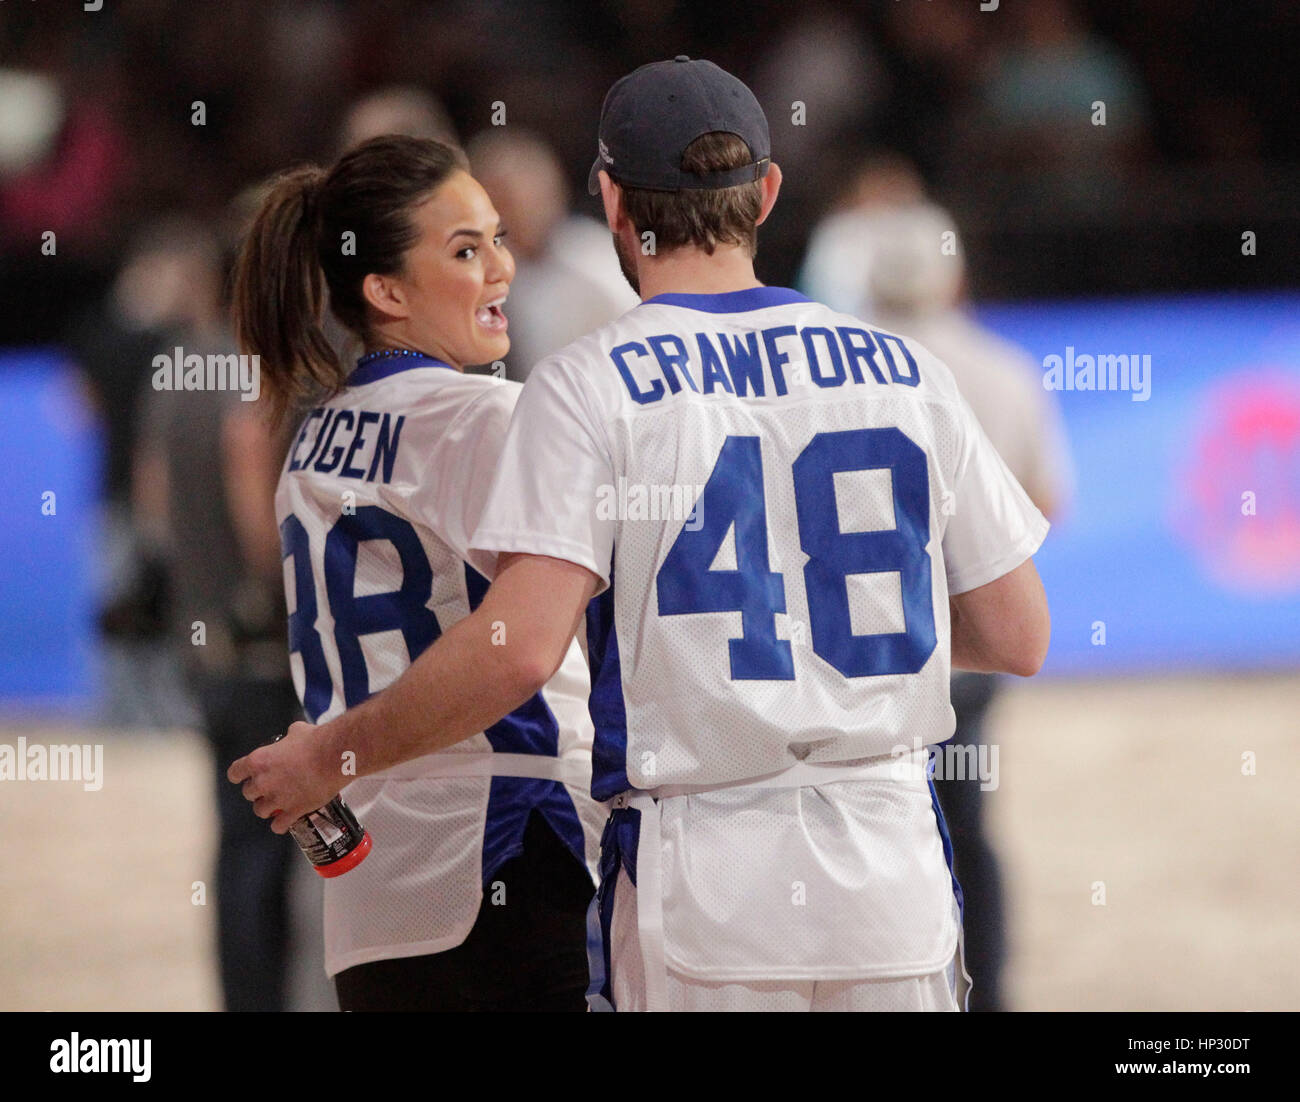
[{"xmin": 608, "ymin": 867, "xmax": 960, "ymax": 1012}]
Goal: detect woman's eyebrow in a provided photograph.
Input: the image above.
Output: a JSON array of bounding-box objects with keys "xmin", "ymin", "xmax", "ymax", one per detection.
[{"xmin": 446, "ymin": 227, "xmax": 483, "ymax": 244}]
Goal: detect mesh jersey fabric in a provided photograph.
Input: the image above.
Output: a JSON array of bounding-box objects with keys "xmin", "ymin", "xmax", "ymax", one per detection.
[
  {"xmin": 276, "ymin": 360, "xmax": 605, "ymax": 976},
  {"xmin": 610, "ymin": 864, "xmax": 959, "ymax": 1010}
]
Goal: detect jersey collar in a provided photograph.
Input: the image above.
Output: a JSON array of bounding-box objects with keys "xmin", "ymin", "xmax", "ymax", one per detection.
[
  {"xmin": 348, "ymin": 351, "xmax": 457, "ymax": 387},
  {"xmin": 638, "ymin": 286, "xmax": 810, "ymax": 314}
]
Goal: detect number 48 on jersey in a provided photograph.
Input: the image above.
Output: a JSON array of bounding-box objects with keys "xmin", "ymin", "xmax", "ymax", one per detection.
[{"xmin": 655, "ymin": 427, "xmax": 937, "ymax": 681}]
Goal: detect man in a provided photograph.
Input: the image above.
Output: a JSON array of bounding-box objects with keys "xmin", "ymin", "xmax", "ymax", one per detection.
[
  {"xmin": 231, "ymin": 58, "xmax": 1050, "ymax": 1012},
  {"xmin": 131, "ymin": 218, "xmax": 304, "ymax": 1010}
]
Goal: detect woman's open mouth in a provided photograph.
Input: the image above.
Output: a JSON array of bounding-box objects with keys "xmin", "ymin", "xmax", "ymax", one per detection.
[{"xmin": 475, "ymin": 295, "xmax": 508, "ymax": 333}]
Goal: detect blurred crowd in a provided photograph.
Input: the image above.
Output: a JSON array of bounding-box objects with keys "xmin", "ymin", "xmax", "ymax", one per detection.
[{"xmin": 2, "ymin": 0, "xmax": 1298, "ymax": 347}]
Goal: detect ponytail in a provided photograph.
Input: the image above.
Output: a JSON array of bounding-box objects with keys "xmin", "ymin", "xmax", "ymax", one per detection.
[{"xmin": 232, "ymin": 166, "xmax": 343, "ymax": 424}]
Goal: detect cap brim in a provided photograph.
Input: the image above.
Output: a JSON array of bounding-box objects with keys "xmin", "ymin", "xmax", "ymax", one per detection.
[{"xmin": 587, "ymin": 155, "xmax": 603, "ymax": 196}]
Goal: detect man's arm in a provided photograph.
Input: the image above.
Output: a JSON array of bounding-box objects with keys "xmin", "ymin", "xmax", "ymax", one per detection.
[
  {"xmin": 227, "ymin": 552, "xmax": 599, "ymax": 832},
  {"xmin": 949, "ymin": 557, "xmax": 1050, "ymax": 677}
]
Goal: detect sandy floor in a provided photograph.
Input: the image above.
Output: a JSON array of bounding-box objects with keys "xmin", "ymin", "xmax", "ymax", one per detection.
[
  {"xmin": 991, "ymin": 672, "xmax": 1299, "ymax": 1011},
  {"xmin": 1, "ymin": 671, "xmax": 1296, "ymax": 1011}
]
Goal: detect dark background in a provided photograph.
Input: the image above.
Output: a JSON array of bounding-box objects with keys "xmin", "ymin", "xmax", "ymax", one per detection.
[{"xmin": 3, "ymin": 0, "xmax": 1297, "ymax": 347}]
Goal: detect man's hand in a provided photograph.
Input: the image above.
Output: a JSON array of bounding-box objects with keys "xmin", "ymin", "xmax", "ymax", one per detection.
[{"xmin": 226, "ymin": 720, "xmax": 340, "ymax": 834}]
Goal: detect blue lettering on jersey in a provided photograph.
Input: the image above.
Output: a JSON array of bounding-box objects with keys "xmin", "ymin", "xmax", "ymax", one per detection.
[
  {"xmin": 802, "ymin": 326, "xmax": 846, "ymax": 388},
  {"xmin": 720, "ymin": 331, "xmax": 764, "ymax": 396},
  {"xmin": 656, "ymin": 429, "xmax": 937, "ymax": 681},
  {"xmin": 314, "ymin": 409, "xmax": 354, "ymax": 473},
  {"xmin": 608, "ymin": 325, "xmax": 922, "ymax": 404},
  {"xmin": 341, "ymin": 410, "xmax": 380, "ymax": 478},
  {"xmin": 283, "ymin": 512, "xmax": 587, "ymax": 885},
  {"xmin": 281, "ymin": 514, "xmax": 332, "ymax": 719},
  {"xmin": 760, "ymin": 325, "xmax": 798, "ymax": 396},
  {"xmin": 287, "ymin": 408, "xmax": 324, "ymax": 471},
  {"xmin": 288, "ymin": 408, "xmax": 406, "ymax": 483},
  {"xmin": 301, "ymin": 409, "xmax": 334, "ymax": 469},
  {"xmin": 695, "ymin": 333, "xmax": 735, "ymax": 395},
  {"xmin": 610, "ymin": 341, "xmax": 665, "ymax": 405},
  {"xmin": 366, "ymin": 413, "xmax": 404, "ymax": 483},
  {"xmin": 837, "ymin": 326, "xmax": 887, "ymax": 384},
  {"xmin": 646, "ymin": 334, "xmax": 698, "ymax": 394},
  {"xmin": 326, "ymin": 506, "xmax": 440, "ymax": 706},
  {"xmin": 874, "ymin": 330, "xmax": 921, "ymax": 387}
]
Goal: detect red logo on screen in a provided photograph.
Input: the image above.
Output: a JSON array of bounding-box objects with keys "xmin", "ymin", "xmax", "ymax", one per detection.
[{"xmin": 1174, "ymin": 370, "xmax": 1300, "ymax": 595}]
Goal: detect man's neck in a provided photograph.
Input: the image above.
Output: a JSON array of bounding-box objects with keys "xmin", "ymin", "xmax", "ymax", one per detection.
[{"xmin": 636, "ymin": 243, "xmax": 763, "ymax": 301}]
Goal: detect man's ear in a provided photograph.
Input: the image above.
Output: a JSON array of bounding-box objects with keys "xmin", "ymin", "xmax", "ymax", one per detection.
[
  {"xmin": 361, "ymin": 272, "xmax": 410, "ymax": 322},
  {"xmin": 756, "ymin": 162, "xmax": 782, "ymax": 227},
  {"xmin": 597, "ymin": 170, "xmax": 627, "ymax": 235}
]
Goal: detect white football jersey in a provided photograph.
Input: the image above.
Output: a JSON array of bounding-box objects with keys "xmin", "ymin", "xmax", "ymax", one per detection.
[
  {"xmin": 470, "ymin": 286, "xmax": 1047, "ymax": 980},
  {"xmin": 276, "ymin": 355, "xmax": 604, "ymax": 977}
]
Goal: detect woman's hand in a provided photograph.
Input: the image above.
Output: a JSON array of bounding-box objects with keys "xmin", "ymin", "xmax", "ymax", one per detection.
[{"xmin": 227, "ymin": 720, "xmax": 340, "ymax": 834}]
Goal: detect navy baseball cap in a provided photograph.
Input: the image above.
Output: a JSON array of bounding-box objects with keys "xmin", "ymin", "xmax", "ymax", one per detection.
[{"xmin": 586, "ymin": 56, "xmax": 771, "ymax": 195}]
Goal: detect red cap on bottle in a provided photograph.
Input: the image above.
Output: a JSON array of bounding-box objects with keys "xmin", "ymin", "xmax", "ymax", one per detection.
[{"xmin": 314, "ymin": 831, "xmax": 373, "ymax": 878}]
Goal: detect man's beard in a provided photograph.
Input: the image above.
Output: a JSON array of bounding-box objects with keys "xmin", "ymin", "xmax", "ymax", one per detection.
[{"xmin": 611, "ymin": 230, "xmax": 640, "ymax": 296}]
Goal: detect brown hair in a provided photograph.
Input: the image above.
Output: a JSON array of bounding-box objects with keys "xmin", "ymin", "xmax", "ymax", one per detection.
[
  {"xmin": 619, "ymin": 131, "xmax": 764, "ymax": 256},
  {"xmin": 231, "ymin": 135, "xmax": 467, "ymax": 422}
]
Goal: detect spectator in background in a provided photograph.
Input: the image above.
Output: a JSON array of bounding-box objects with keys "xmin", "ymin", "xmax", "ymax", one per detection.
[
  {"xmin": 468, "ymin": 128, "xmax": 638, "ymax": 381},
  {"xmin": 0, "ymin": 66, "xmax": 127, "ymax": 256},
  {"xmin": 132, "ymin": 217, "xmax": 309, "ymax": 1011},
  {"xmin": 64, "ymin": 221, "xmax": 219, "ymax": 730},
  {"xmin": 866, "ymin": 201, "xmax": 1072, "ymax": 1010},
  {"xmin": 1, "ymin": 63, "xmax": 130, "ymax": 347},
  {"xmin": 871, "ymin": 203, "xmax": 1071, "ymax": 517},
  {"xmin": 796, "ymin": 152, "xmax": 926, "ymax": 316},
  {"xmin": 336, "ymin": 85, "xmax": 458, "ymax": 154},
  {"xmin": 964, "ymin": 0, "xmax": 1152, "ymax": 213}
]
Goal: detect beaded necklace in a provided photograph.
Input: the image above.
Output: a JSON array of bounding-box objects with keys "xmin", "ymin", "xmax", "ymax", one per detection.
[{"xmin": 354, "ymin": 347, "xmax": 442, "ymax": 369}]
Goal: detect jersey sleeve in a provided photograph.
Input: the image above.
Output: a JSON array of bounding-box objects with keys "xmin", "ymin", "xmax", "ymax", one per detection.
[
  {"xmin": 404, "ymin": 381, "xmax": 519, "ymax": 575},
  {"xmin": 468, "ymin": 357, "xmax": 616, "ymax": 591},
  {"xmin": 941, "ymin": 389, "xmax": 1050, "ymax": 596}
]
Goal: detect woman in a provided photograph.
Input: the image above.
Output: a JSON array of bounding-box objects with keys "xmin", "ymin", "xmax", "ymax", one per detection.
[{"xmin": 231, "ymin": 135, "xmax": 604, "ymax": 1011}]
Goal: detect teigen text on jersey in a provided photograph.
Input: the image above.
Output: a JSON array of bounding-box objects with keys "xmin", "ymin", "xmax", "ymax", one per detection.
[
  {"xmin": 50, "ymin": 1033, "xmax": 150, "ymax": 1083},
  {"xmin": 285, "ymin": 407, "xmax": 405, "ymax": 483},
  {"xmin": 151, "ymin": 346, "xmax": 260, "ymax": 401},
  {"xmin": 1041, "ymin": 347, "xmax": 1151, "ymax": 401},
  {"xmin": 0, "ymin": 737, "xmax": 103, "ymax": 791}
]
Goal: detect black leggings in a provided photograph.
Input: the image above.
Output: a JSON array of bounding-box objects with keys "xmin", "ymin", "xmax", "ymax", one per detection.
[{"xmin": 334, "ymin": 810, "xmax": 595, "ymax": 1011}]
